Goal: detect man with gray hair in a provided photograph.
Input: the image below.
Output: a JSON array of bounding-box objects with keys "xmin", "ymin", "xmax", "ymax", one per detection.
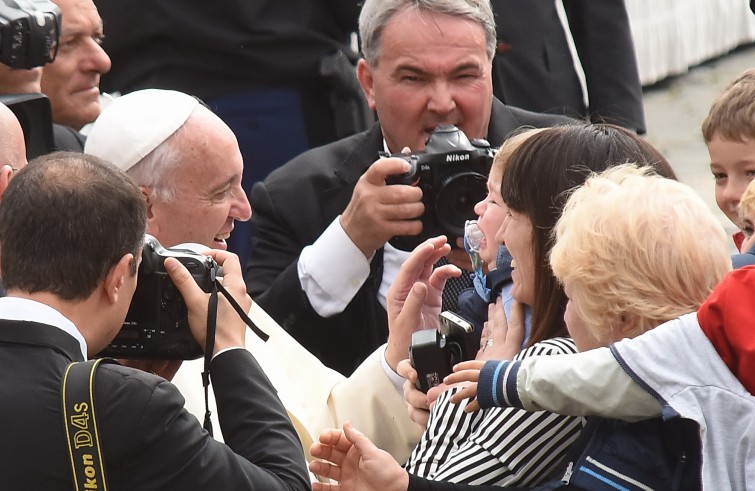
[{"xmin": 247, "ymin": 0, "xmax": 572, "ymax": 376}]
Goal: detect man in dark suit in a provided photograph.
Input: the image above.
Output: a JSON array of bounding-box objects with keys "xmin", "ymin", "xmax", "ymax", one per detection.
[
  {"xmin": 491, "ymin": 0, "xmax": 646, "ymax": 134},
  {"xmin": 0, "ymin": 152, "xmax": 310, "ymax": 489},
  {"xmin": 247, "ymin": 0, "xmax": 571, "ymax": 376}
]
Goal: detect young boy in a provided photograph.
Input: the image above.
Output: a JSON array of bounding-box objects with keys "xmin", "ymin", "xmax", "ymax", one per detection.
[
  {"xmin": 702, "ymin": 68, "xmax": 755, "ymax": 251},
  {"xmin": 733, "ymin": 179, "xmax": 755, "ymax": 267}
]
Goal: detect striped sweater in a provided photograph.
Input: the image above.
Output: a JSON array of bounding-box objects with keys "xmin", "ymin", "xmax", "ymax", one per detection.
[{"xmin": 404, "ymin": 337, "xmax": 583, "ymax": 487}]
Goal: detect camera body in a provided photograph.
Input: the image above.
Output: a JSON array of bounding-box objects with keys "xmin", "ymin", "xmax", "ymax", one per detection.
[
  {"xmin": 384, "ymin": 125, "xmax": 495, "ymax": 251},
  {"xmin": 409, "ymin": 311, "xmax": 477, "ymax": 392},
  {"xmin": 0, "ymin": 0, "xmax": 61, "ymax": 69},
  {"xmin": 98, "ymin": 235, "xmax": 220, "ymax": 360}
]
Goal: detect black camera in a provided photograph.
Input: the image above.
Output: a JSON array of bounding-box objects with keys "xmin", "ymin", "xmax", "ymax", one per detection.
[
  {"xmin": 384, "ymin": 125, "xmax": 495, "ymax": 251},
  {"xmin": 409, "ymin": 311, "xmax": 477, "ymax": 392},
  {"xmin": 98, "ymin": 235, "xmax": 221, "ymax": 360},
  {"xmin": 0, "ymin": 0, "xmax": 61, "ymax": 69}
]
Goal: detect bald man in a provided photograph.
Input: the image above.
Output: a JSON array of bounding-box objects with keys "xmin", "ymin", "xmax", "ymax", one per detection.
[
  {"xmin": 0, "ymin": 103, "xmax": 28, "ymax": 295},
  {"xmin": 0, "ymin": 103, "xmax": 28, "ymax": 200}
]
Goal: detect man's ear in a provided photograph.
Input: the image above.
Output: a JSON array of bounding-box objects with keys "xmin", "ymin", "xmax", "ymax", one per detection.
[
  {"xmin": 0, "ymin": 165, "xmax": 14, "ymax": 202},
  {"xmin": 103, "ymin": 253, "xmax": 134, "ymax": 304},
  {"xmin": 356, "ymin": 58, "xmax": 377, "ymax": 111},
  {"xmin": 140, "ymin": 186, "xmax": 159, "ymax": 237}
]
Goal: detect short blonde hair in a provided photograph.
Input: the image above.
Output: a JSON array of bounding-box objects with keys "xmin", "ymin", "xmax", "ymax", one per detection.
[
  {"xmin": 550, "ymin": 164, "xmax": 732, "ymax": 342},
  {"xmin": 702, "ymin": 68, "xmax": 755, "ymax": 143},
  {"xmin": 739, "ymin": 178, "xmax": 755, "ymax": 223}
]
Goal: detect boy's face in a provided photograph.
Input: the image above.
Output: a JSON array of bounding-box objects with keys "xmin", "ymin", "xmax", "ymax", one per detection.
[
  {"xmin": 707, "ymin": 135, "xmax": 755, "ymax": 227},
  {"xmin": 740, "ymin": 205, "xmax": 755, "ymax": 253}
]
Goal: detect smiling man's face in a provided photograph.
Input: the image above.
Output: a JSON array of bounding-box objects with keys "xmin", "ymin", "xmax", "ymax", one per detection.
[
  {"xmin": 40, "ymin": 0, "xmax": 111, "ymax": 130},
  {"xmin": 145, "ymin": 109, "xmax": 253, "ymax": 250}
]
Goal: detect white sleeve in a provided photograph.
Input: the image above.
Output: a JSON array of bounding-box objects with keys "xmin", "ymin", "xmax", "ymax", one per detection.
[
  {"xmin": 298, "ymin": 216, "xmax": 371, "ymax": 317},
  {"xmin": 515, "ymin": 347, "xmax": 662, "ymax": 421},
  {"xmin": 176, "ymin": 304, "xmax": 423, "ymax": 464}
]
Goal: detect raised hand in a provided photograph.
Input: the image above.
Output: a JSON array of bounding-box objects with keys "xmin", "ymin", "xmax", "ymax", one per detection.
[
  {"xmin": 310, "ymin": 423, "xmax": 409, "ymax": 491},
  {"xmin": 384, "ymin": 236, "xmax": 460, "ymax": 371},
  {"xmin": 477, "ymin": 297, "xmax": 525, "ymax": 361}
]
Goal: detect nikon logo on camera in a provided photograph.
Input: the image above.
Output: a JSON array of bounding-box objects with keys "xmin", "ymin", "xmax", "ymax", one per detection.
[{"xmin": 446, "ymin": 153, "xmax": 470, "ymax": 162}]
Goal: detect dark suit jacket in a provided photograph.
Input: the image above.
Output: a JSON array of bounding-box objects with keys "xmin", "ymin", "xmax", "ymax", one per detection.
[
  {"xmin": 53, "ymin": 123, "xmax": 86, "ymax": 152},
  {"xmin": 491, "ymin": 0, "xmax": 646, "ymax": 134},
  {"xmin": 247, "ymin": 98, "xmax": 571, "ymax": 375},
  {"xmin": 0, "ymin": 319, "xmax": 309, "ymax": 490},
  {"xmin": 95, "ymin": 0, "xmax": 360, "ymax": 100}
]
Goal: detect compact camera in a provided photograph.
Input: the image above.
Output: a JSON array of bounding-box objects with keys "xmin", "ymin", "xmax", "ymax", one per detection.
[
  {"xmin": 409, "ymin": 311, "xmax": 477, "ymax": 392},
  {"xmin": 98, "ymin": 235, "xmax": 221, "ymax": 360},
  {"xmin": 0, "ymin": 0, "xmax": 61, "ymax": 69},
  {"xmin": 384, "ymin": 125, "xmax": 495, "ymax": 251}
]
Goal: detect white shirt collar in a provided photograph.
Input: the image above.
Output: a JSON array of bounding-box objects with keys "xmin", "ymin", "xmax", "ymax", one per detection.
[{"xmin": 0, "ymin": 296, "xmax": 88, "ymax": 360}]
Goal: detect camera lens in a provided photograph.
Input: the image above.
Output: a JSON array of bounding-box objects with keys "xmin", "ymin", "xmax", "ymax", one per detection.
[{"xmin": 435, "ymin": 171, "xmax": 487, "ymax": 237}]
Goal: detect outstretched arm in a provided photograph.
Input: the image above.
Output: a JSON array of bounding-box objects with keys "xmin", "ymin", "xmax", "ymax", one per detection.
[{"xmin": 448, "ymin": 347, "xmax": 661, "ymax": 420}]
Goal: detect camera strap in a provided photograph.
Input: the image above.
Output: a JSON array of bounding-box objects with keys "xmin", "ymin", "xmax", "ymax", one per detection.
[
  {"xmin": 200, "ymin": 270, "xmax": 269, "ymax": 437},
  {"xmin": 62, "ymin": 357, "xmax": 117, "ymax": 491}
]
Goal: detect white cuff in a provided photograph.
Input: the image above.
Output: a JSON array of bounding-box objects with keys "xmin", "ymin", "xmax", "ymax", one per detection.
[
  {"xmin": 379, "ymin": 344, "xmax": 406, "ymax": 395},
  {"xmin": 298, "ymin": 216, "xmax": 371, "ymax": 317},
  {"xmin": 211, "ymin": 346, "xmax": 244, "ymax": 360}
]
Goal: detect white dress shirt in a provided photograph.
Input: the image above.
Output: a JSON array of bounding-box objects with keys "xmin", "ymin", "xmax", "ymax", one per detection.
[{"xmin": 0, "ymin": 296, "xmax": 88, "ymax": 360}]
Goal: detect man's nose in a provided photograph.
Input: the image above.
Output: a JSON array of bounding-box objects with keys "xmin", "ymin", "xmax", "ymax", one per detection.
[
  {"xmin": 427, "ymin": 82, "xmax": 456, "ymax": 115},
  {"xmin": 82, "ymin": 39, "xmax": 112, "ymax": 75},
  {"xmin": 232, "ymin": 187, "xmax": 253, "ymax": 222}
]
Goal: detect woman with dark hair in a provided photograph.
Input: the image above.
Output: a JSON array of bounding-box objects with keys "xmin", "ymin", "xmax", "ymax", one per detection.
[
  {"xmin": 310, "ymin": 123, "xmax": 678, "ymax": 490},
  {"xmin": 499, "ymin": 123, "xmax": 675, "ymax": 349}
]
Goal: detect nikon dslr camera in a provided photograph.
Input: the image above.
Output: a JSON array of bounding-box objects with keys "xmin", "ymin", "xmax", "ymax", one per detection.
[
  {"xmin": 409, "ymin": 311, "xmax": 477, "ymax": 392},
  {"xmin": 0, "ymin": 0, "xmax": 60, "ymax": 69},
  {"xmin": 384, "ymin": 125, "xmax": 495, "ymax": 251},
  {"xmin": 98, "ymin": 235, "xmax": 220, "ymax": 360}
]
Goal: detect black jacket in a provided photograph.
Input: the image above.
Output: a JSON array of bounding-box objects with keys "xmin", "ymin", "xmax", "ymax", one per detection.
[
  {"xmin": 95, "ymin": 0, "xmax": 360, "ymax": 99},
  {"xmin": 0, "ymin": 319, "xmax": 310, "ymax": 490},
  {"xmin": 246, "ymin": 99, "xmax": 572, "ymax": 375},
  {"xmin": 491, "ymin": 0, "xmax": 646, "ymax": 133}
]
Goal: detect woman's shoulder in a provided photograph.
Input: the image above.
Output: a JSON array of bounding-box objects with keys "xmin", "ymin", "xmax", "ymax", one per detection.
[{"xmin": 514, "ymin": 336, "xmax": 576, "ymax": 360}]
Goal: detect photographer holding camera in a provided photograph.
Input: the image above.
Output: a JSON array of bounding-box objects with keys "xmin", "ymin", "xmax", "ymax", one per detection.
[
  {"xmin": 247, "ymin": 0, "xmax": 571, "ymax": 376},
  {"xmin": 0, "ymin": 152, "xmax": 310, "ymax": 489}
]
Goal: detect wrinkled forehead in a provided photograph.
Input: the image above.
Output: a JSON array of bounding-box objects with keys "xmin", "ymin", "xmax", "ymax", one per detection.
[
  {"xmin": 171, "ymin": 126, "xmax": 244, "ymax": 197},
  {"xmin": 56, "ymin": 0, "xmax": 102, "ymax": 25}
]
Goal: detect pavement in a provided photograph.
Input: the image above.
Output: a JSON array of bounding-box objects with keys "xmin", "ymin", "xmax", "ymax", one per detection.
[{"xmin": 642, "ymin": 42, "xmax": 755, "ymax": 245}]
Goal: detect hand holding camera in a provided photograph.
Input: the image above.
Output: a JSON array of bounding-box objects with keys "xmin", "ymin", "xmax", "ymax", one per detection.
[
  {"xmin": 165, "ymin": 249, "xmax": 250, "ymax": 356},
  {"xmin": 340, "ymin": 155, "xmax": 424, "ymax": 257},
  {"xmin": 99, "ymin": 235, "xmax": 254, "ymax": 360},
  {"xmin": 444, "ymin": 299, "xmax": 526, "ymax": 412},
  {"xmin": 409, "ymin": 311, "xmax": 477, "ymax": 393},
  {"xmin": 384, "ymin": 125, "xmax": 495, "ymax": 251},
  {"xmin": 384, "ymin": 236, "xmax": 461, "ymax": 371}
]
